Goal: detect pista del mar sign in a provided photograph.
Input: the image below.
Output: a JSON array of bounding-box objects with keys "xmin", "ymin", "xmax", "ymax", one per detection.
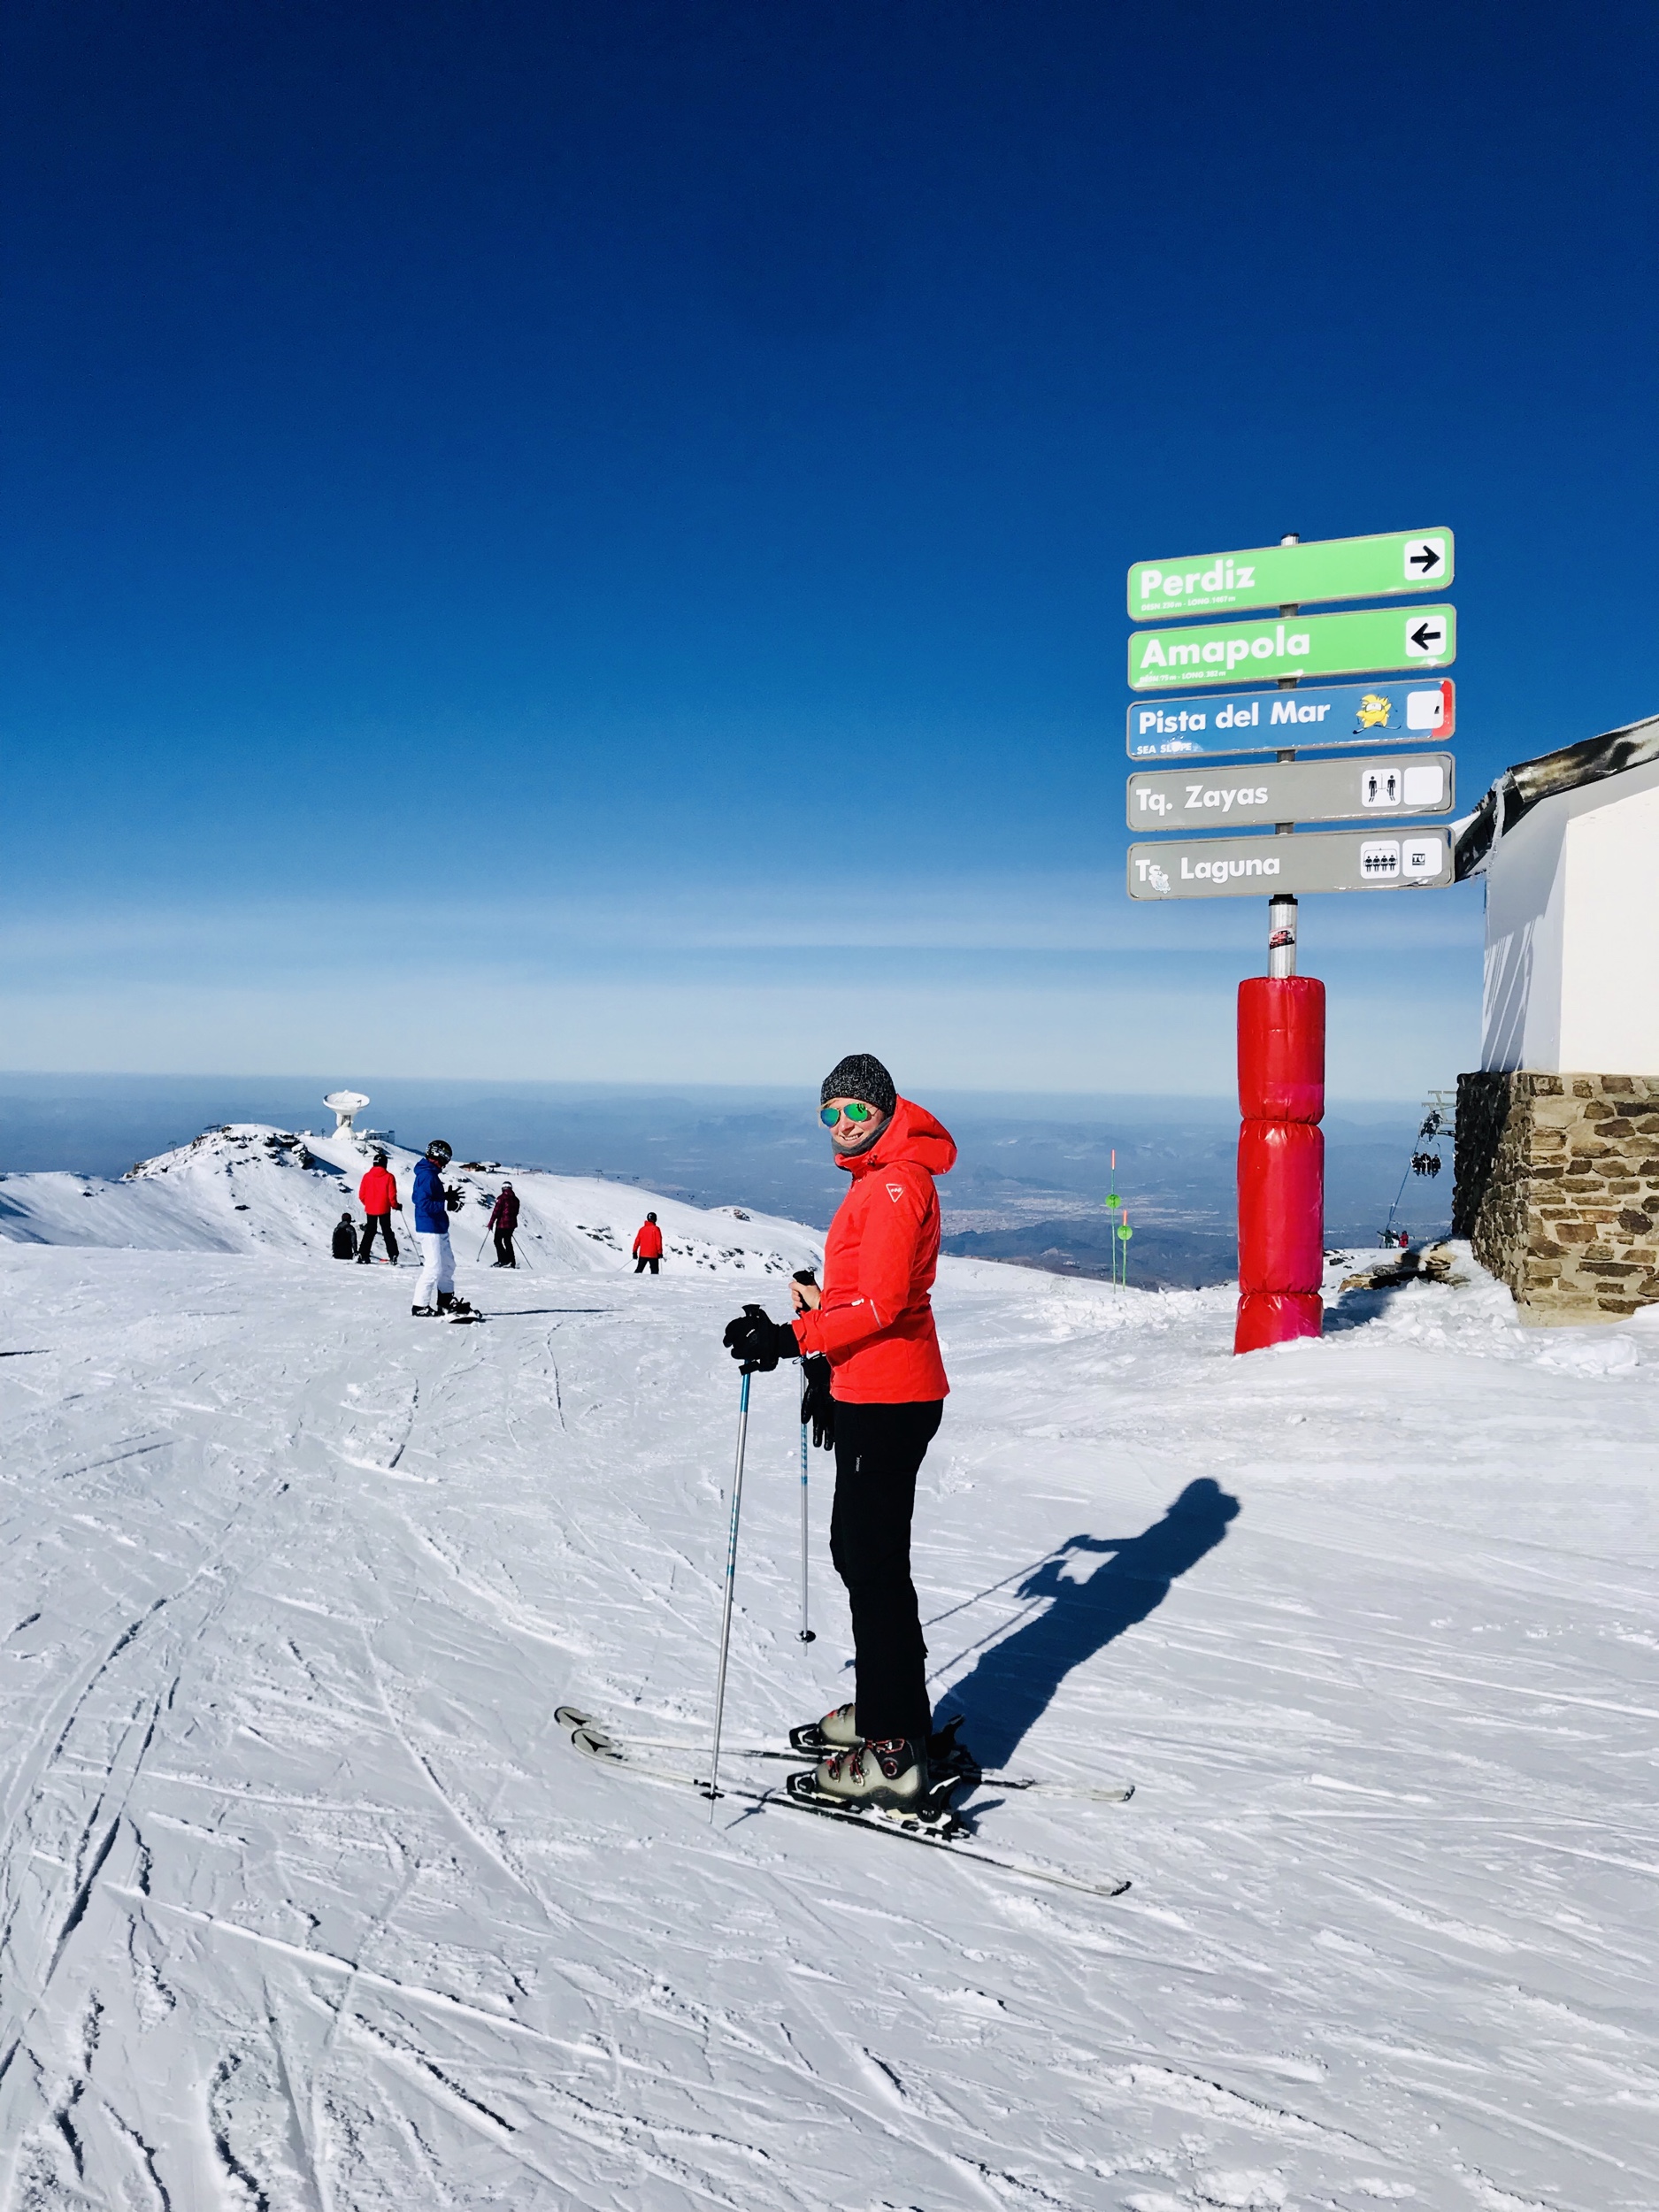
[{"xmin": 1126, "ymin": 677, "xmax": 1454, "ymax": 757}]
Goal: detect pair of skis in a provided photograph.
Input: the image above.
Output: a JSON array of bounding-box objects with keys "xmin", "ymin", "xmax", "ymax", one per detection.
[{"xmin": 555, "ymin": 1706, "xmax": 1132, "ymax": 1901}]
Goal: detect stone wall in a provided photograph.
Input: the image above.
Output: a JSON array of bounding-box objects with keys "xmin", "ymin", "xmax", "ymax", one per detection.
[{"xmin": 1454, "ymin": 1071, "xmax": 1659, "ymax": 1323}]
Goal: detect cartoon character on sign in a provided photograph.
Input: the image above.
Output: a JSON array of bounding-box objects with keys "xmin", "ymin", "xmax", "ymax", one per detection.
[{"xmin": 1356, "ymin": 693, "xmax": 1393, "ymax": 730}]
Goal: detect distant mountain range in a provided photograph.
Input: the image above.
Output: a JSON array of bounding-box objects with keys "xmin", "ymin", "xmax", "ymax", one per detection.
[{"xmin": 0, "ymin": 1077, "xmax": 1450, "ymax": 1288}]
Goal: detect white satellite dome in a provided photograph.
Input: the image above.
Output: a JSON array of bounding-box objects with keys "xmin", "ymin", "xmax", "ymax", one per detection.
[{"xmin": 323, "ymin": 1089, "xmax": 371, "ymax": 1133}]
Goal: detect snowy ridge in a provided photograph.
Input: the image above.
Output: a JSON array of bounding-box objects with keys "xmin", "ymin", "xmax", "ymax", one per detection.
[
  {"xmin": 1, "ymin": 1128, "xmax": 1656, "ymax": 2208},
  {"xmin": 0, "ymin": 1119, "xmax": 823, "ymax": 1279}
]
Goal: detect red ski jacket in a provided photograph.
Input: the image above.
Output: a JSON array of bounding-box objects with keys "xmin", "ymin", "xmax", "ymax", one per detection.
[
  {"xmin": 790, "ymin": 1098, "xmax": 955, "ymax": 1404},
  {"xmin": 488, "ymin": 1189, "xmax": 520, "ymax": 1230},
  {"xmin": 358, "ymin": 1165, "xmax": 398, "ymax": 1215},
  {"xmin": 633, "ymin": 1220, "xmax": 664, "ymax": 1258}
]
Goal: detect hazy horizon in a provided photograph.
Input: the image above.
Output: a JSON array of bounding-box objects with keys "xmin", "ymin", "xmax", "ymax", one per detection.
[{"xmin": 0, "ymin": 1068, "xmax": 1450, "ymax": 1287}]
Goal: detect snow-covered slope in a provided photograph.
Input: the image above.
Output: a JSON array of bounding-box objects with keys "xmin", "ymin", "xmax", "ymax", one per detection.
[
  {"xmin": 1, "ymin": 1140, "xmax": 1656, "ymax": 2211},
  {"xmin": 0, "ymin": 1121, "xmax": 822, "ymax": 1279}
]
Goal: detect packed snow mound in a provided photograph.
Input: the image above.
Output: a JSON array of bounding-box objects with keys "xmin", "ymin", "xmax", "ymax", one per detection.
[{"xmin": 0, "ymin": 1119, "xmax": 823, "ymax": 1279}]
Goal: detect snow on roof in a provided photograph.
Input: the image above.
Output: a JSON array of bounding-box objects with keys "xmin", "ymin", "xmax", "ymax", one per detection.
[{"xmin": 1455, "ymin": 709, "xmax": 1659, "ymax": 880}]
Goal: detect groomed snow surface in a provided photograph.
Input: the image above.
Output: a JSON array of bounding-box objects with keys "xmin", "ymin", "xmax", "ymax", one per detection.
[{"xmin": 1, "ymin": 1125, "xmax": 1655, "ymax": 2211}]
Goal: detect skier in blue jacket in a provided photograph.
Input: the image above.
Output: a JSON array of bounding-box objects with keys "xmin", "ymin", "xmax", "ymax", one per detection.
[{"xmin": 411, "ymin": 1140, "xmax": 473, "ymax": 1317}]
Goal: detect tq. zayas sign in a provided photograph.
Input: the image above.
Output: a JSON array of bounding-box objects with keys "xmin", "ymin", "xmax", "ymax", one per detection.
[{"xmin": 1126, "ymin": 753, "xmax": 1453, "ymax": 829}]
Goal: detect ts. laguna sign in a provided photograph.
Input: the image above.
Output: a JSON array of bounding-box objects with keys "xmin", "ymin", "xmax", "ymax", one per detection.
[{"xmin": 1125, "ymin": 826, "xmax": 1452, "ymax": 899}]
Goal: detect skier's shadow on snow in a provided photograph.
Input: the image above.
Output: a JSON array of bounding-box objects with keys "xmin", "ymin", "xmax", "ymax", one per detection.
[{"xmin": 933, "ymin": 1479, "xmax": 1240, "ymax": 1770}]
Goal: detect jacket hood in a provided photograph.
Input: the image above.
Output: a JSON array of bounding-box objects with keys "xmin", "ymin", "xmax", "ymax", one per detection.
[{"xmin": 843, "ymin": 1096, "xmax": 956, "ymax": 1179}]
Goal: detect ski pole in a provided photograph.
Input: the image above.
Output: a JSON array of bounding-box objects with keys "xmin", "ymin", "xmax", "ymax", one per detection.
[
  {"xmin": 797, "ymin": 1411, "xmax": 815, "ymax": 1644},
  {"xmin": 705, "ymin": 1359, "xmax": 753, "ymax": 1811},
  {"xmin": 792, "ymin": 1270, "xmax": 819, "ymax": 1647}
]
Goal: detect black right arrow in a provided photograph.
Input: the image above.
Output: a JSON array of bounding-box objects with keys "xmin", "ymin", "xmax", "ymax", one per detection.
[
  {"xmin": 1409, "ymin": 544, "xmax": 1442, "ymax": 572},
  {"xmin": 1410, "ymin": 620, "xmax": 1443, "ymax": 650}
]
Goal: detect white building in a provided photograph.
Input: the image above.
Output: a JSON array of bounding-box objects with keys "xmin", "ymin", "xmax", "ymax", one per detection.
[{"xmin": 1459, "ymin": 713, "xmax": 1659, "ymax": 1077}]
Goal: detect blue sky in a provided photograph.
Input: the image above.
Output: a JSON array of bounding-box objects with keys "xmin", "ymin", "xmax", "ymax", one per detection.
[{"xmin": 3, "ymin": 1, "xmax": 1655, "ymax": 1097}]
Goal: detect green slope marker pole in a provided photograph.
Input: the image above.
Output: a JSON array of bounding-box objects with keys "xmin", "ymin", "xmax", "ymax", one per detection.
[{"xmin": 1106, "ymin": 1150, "xmax": 1121, "ymax": 1286}]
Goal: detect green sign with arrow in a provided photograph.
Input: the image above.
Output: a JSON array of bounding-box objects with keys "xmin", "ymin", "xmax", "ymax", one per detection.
[
  {"xmin": 1128, "ymin": 605, "xmax": 1455, "ymax": 692},
  {"xmin": 1127, "ymin": 529, "xmax": 1452, "ymax": 620}
]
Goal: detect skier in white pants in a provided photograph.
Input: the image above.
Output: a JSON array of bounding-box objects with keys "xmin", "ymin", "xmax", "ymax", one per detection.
[{"xmin": 411, "ymin": 1140, "xmax": 472, "ymax": 1317}]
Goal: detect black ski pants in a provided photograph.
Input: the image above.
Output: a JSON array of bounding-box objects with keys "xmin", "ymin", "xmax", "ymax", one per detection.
[
  {"xmin": 634, "ymin": 1256, "xmax": 659, "ymax": 1274},
  {"xmin": 828, "ymin": 1399, "xmax": 942, "ymax": 1748},
  {"xmin": 357, "ymin": 1212, "xmax": 399, "ymax": 1263},
  {"xmin": 493, "ymin": 1227, "xmax": 516, "ymax": 1265}
]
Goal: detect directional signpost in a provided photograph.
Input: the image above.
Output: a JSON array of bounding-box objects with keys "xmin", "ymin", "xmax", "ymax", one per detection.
[
  {"xmin": 1126, "ymin": 676, "xmax": 1455, "ymax": 757},
  {"xmin": 1120, "ymin": 524, "xmax": 1462, "ymax": 1356},
  {"xmin": 1126, "ymin": 826, "xmax": 1453, "ymax": 900},
  {"xmin": 1127, "ymin": 528, "xmax": 1452, "ymax": 619},
  {"xmin": 1127, "ymin": 753, "xmax": 1454, "ymax": 831},
  {"xmin": 1129, "ymin": 605, "xmax": 1455, "ymax": 690}
]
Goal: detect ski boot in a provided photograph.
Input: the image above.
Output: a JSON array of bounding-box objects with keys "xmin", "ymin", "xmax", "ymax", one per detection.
[
  {"xmin": 437, "ymin": 1292, "xmax": 480, "ymax": 1322},
  {"xmin": 788, "ymin": 1701, "xmax": 861, "ymax": 1755},
  {"xmin": 411, "ymin": 1303, "xmax": 438, "ymax": 1317},
  {"xmin": 787, "ymin": 1735, "xmax": 954, "ymax": 1824},
  {"xmin": 926, "ymin": 1714, "xmax": 981, "ymax": 1789}
]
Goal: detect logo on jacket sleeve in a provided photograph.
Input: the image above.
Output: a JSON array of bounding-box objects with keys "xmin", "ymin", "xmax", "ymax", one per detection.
[{"xmin": 886, "ymin": 1182, "xmax": 905, "ymax": 1202}]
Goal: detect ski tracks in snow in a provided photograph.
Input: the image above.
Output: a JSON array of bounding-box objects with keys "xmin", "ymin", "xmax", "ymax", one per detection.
[{"xmin": 0, "ymin": 1240, "xmax": 1656, "ymax": 2208}]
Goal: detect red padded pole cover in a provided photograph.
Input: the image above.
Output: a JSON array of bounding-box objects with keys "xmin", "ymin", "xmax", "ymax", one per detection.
[
  {"xmin": 1234, "ymin": 1291, "xmax": 1324, "ymax": 1352},
  {"xmin": 1238, "ymin": 975, "xmax": 1325, "ymax": 1122},
  {"xmin": 1237, "ymin": 1119, "xmax": 1325, "ymax": 1293}
]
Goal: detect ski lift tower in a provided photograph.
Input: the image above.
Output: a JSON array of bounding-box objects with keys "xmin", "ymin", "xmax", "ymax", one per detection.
[{"xmin": 323, "ymin": 1089, "xmax": 371, "ymax": 1135}]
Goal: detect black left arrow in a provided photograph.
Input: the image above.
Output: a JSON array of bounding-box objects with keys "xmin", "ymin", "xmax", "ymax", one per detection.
[
  {"xmin": 1409, "ymin": 544, "xmax": 1442, "ymax": 572},
  {"xmin": 1410, "ymin": 620, "xmax": 1443, "ymax": 650}
]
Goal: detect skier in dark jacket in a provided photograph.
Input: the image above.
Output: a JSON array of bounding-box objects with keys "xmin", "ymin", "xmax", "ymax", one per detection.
[
  {"xmin": 411, "ymin": 1141, "xmax": 473, "ymax": 1317},
  {"xmin": 488, "ymin": 1182, "xmax": 520, "ymax": 1267},
  {"xmin": 331, "ymin": 1212, "xmax": 358, "ymax": 1260},
  {"xmin": 723, "ymin": 1053, "xmax": 955, "ymax": 1817}
]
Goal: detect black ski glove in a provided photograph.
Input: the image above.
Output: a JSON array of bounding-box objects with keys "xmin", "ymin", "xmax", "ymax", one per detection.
[
  {"xmin": 799, "ymin": 1355, "xmax": 834, "ymax": 1450},
  {"xmin": 722, "ymin": 1305, "xmax": 800, "ymax": 1373}
]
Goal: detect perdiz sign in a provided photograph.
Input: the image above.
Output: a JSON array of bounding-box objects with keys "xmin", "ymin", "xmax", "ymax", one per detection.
[
  {"xmin": 1128, "ymin": 606, "xmax": 1455, "ymax": 691},
  {"xmin": 1126, "ymin": 530, "xmax": 1452, "ymax": 619},
  {"xmin": 1126, "ymin": 753, "xmax": 1454, "ymax": 831},
  {"xmin": 1126, "ymin": 677, "xmax": 1455, "ymax": 758},
  {"xmin": 1125, "ymin": 826, "xmax": 1453, "ymax": 899}
]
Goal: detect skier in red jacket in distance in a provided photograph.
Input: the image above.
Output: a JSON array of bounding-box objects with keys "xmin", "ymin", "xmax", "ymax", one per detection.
[
  {"xmin": 723, "ymin": 1052, "xmax": 955, "ymax": 1816},
  {"xmin": 357, "ymin": 1150, "xmax": 401, "ymax": 1264},
  {"xmin": 633, "ymin": 1213, "xmax": 664, "ymax": 1274}
]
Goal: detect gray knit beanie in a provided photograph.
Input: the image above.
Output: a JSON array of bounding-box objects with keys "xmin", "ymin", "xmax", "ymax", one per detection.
[{"xmin": 820, "ymin": 1053, "xmax": 897, "ymax": 1116}]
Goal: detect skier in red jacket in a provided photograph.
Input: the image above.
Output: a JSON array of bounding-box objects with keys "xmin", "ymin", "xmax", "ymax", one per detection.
[
  {"xmin": 632, "ymin": 1213, "xmax": 664, "ymax": 1273},
  {"xmin": 723, "ymin": 1053, "xmax": 955, "ymax": 1816},
  {"xmin": 356, "ymin": 1150, "xmax": 401, "ymax": 1264}
]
